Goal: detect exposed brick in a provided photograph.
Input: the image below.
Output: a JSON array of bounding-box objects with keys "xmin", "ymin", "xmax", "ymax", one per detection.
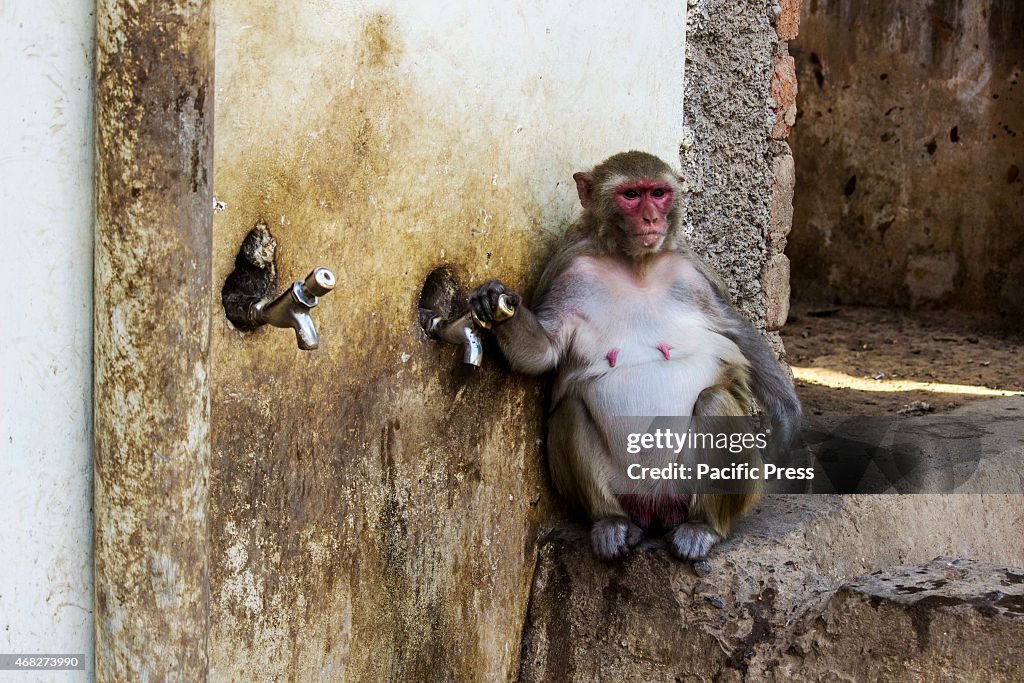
[
  {"xmin": 769, "ymin": 147, "xmax": 795, "ymax": 247},
  {"xmin": 776, "ymin": 0, "xmax": 803, "ymax": 41},
  {"xmin": 771, "ymin": 55, "xmax": 798, "ymax": 139},
  {"xmin": 763, "ymin": 253, "xmax": 791, "ymax": 331}
]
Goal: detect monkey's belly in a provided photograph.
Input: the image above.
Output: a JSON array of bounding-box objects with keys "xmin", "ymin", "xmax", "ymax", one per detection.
[
  {"xmin": 584, "ymin": 356, "xmax": 723, "ymax": 418},
  {"xmin": 582, "ymin": 355, "xmax": 724, "ymax": 527}
]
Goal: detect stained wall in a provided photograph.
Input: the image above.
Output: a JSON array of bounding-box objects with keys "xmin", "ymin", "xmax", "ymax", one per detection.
[
  {"xmin": 788, "ymin": 0, "xmax": 1024, "ymax": 323},
  {"xmin": 209, "ymin": 3, "xmax": 686, "ymax": 679}
]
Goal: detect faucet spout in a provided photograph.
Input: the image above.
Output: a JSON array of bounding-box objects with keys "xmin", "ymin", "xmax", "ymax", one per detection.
[
  {"xmin": 250, "ymin": 267, "xmax": 336, "ymax": 350},
  {"xmin": 428, "ymin": 313, "xmax": 484, "ymax": 366},
  {"xmin": 420, "ymin": 292, "xmax": 516, "ymax": 366}
]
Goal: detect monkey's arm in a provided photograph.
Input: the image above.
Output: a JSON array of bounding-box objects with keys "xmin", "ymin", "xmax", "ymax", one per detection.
[
  {"xmin": 719, "ymin": 312, "xmax": 802, "ymax": 419},
  {"xmin": 688, "ymin": 256, "xmax": 802, "ymax": 418},
  {"xmin": 493, "ymin": 305, "xmax": 561, "ymax": 374},
  {"xmin": 469, "ymin": 279, "xmax": 565, "ymax": 375}
]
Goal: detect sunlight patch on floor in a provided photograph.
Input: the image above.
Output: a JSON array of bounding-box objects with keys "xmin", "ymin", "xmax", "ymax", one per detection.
[{"xmin": 791, "ymin": 367, "xmax": 1024, "ymax": 397}]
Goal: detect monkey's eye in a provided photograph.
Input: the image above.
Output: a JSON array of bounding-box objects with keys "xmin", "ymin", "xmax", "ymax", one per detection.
[
  {"xmin": 651, "ymin": 188, "xmax": 667, "ymax": 198},
  {"xmin": 622, "ymin": 189, "xmax": 640, "ymax": 199}
]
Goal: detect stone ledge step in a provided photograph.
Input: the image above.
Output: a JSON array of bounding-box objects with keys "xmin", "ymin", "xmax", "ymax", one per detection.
[
  {"xmin": 517, "ymin": 494, "xmax": 1024, "ymax": 682},
  {"xmin": 778, "ymin": 557, "xmax": 1024, "ymax": 682}
]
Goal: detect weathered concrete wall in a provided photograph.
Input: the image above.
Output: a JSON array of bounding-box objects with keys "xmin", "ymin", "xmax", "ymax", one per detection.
[
  {"xmin": 0, "ymin": 0, "xmax": 95, "ymax": 672},
  {"xmin": 788, "ymin": 0, "xmax": 1024, "ymax": 324},
  {"xmin": 209, "ymin": 3, "xmax": 686, "ymax": 680},
  {"xmin": 682, "ymin": 0, "xmax": 802, "ymax": 354},
  {"xmin": 94, "ymin": 0, "xmax": 213, "ymax": 679}
]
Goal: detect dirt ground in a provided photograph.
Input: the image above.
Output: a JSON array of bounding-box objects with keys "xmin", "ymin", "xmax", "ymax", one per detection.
[{"xmin": 780, "ymin": 303, "xmax": 1024, "ymax": 415}]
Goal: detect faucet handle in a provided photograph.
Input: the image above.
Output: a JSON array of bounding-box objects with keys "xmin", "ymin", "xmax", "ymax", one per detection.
[
  {"xmin": 244, "ymin": 266, "xmax": 335, "ymax": 350},
  {"xmin": 301, "ymin": 267, "xmax": 336, "ymax": 298},
  {"xmin": 471, "ymin": 293, "xmax": 516, "ymax": 330},
  {"xmin": 493, "ymin": 293, "xmax": 516, "ymax": 322}
]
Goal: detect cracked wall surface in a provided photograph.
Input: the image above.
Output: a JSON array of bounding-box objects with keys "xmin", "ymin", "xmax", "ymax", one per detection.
[{"xmin": 208, "ymin": 3, "xmax": 686, "ymax": 679}]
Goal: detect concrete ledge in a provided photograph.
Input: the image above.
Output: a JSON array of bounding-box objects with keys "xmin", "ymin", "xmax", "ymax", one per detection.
[
  {"xmin": 779, "ymin": 557, "xmax": 1024, "ymax": 681},
  {"xmin": 518, "ymin": 493, "xmax": 1024, "ymax": 682}
]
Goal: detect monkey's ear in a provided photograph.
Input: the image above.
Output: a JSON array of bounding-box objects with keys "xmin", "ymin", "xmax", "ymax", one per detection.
[{"xmin": 572, "ymin": 172, "xmax": 593, "ymax": 208}]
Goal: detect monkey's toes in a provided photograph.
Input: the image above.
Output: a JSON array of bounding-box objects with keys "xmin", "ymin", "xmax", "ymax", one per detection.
[
  {"xmin": 667, "ymin": 523, "xmax": 721, "ymax": 561},
  {"xmin": 590, "ymin": 517, "xmax": 642, "ymax": 560}
]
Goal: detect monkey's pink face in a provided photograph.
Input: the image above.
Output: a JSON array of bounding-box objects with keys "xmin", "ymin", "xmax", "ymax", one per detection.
[{"xmin": 613, "ymin": 180, "xmax": 675, "ymax": 249}]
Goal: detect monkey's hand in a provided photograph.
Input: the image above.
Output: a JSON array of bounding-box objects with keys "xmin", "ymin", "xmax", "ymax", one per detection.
[
  {"xmin": 470, "ymin": 280, "xmax": 558, "ymax": 374},
  {"xmin": 469, "ymin": 279, "xmax": 522, "ymax": 326}
]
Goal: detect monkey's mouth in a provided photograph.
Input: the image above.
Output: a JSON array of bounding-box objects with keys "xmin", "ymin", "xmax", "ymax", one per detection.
[{"xmin": 634, "ymin": 231, "xmax": 666, "ymax": 248}]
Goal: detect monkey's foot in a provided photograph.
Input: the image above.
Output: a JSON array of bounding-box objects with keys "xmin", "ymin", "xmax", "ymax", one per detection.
[
  {"xmin": 667, "ymin": 522, "xmax": 722, "ymax": 561},
  {"xmin": 590, "ymin": 517, "xmax": 643, "ymax": 560}
]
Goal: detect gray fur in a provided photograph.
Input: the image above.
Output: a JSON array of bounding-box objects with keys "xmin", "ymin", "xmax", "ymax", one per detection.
[
  {"xmin": 470, "ymin": 151, "xmax": 802, "ymax": 561},
  {"xmin": 591, "ymin": 517, "xmax": 644, "ymax": 560},
  {"xmin": 667, "ymin": 522, "xmax": 722, "ymax": 561}
]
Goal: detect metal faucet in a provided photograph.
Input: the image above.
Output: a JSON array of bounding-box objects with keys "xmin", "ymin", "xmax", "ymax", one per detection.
[
  {"xmin": 423, "ymin": 293, "xmax": 515, "ymax": 366},
  {"xmin": 250, "ymin": 267, "xmax": 336, "ymax": 350}
]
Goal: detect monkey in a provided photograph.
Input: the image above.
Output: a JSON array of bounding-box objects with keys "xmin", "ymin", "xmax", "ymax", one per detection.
[{"xmin": 469, "ymin": 151, "xmax": 802, "ymax": 561}]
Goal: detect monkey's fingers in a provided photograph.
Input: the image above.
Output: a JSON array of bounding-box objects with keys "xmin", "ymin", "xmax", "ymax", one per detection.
[
  {"xmin": 478, "ymin": 290, "xmax": 497, "ymax": 322},
  {"xmin": 469, "ymin": 291, "xmax": 492, "ymax": 323},
  {"xmin": 477, "ymin": 280, "xmax": 516, "ymax": 323}
]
